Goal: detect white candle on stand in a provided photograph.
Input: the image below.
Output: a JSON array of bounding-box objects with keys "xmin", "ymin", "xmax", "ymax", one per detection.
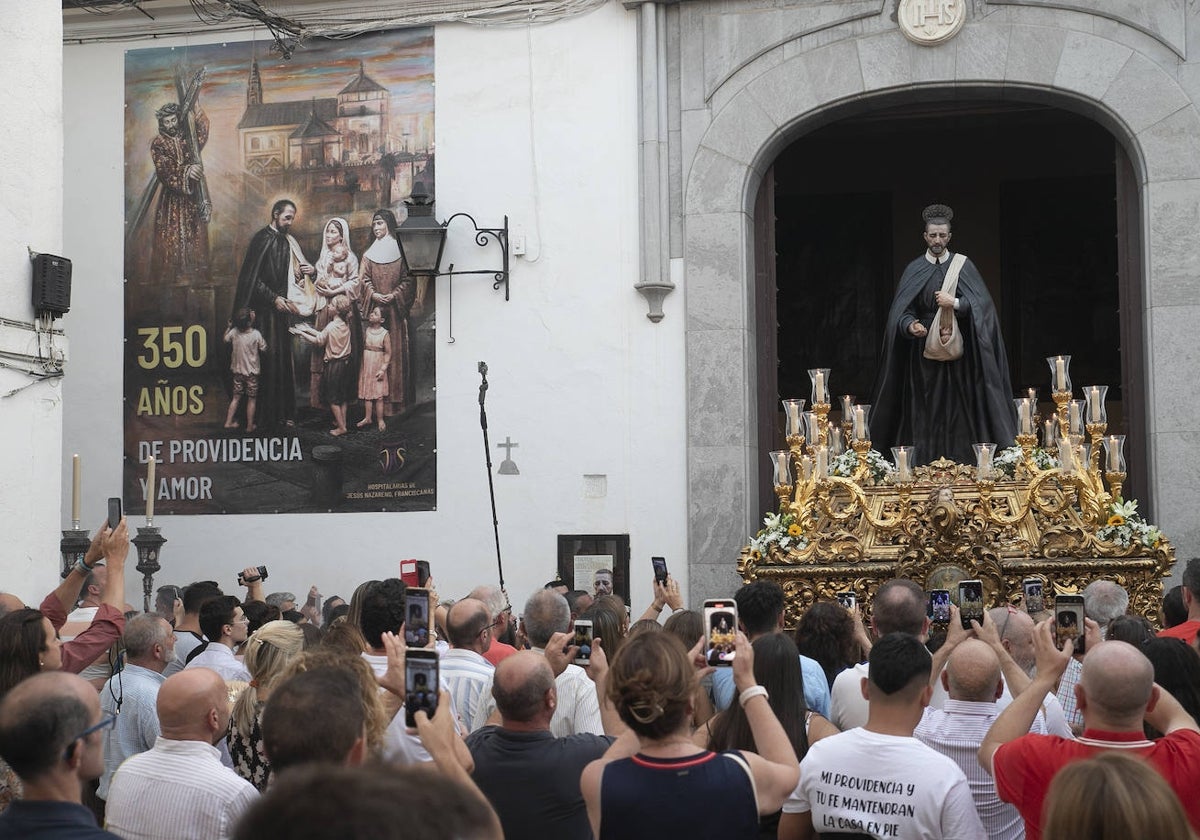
[
  {"xmin": 1055, "ymin": 357, "xmax": 1066, "ymax": 391},
  {"xmin": 815, "ymin": 446, "xmax": 828, "ymax": 478},
  {"xmin": 977, "ymin": 448, "xmax": 988, "ymax": 474},
  {"xmin": 145, "ymin": 459, "xmax": 156, "ymax": 521},
  {"xmin": 1107, "ymin": 437, "xmax": 1119, "ymax": 471},
  {"xmin": 854, "ymin": 407, "xmax": 864, "ymax": 440},
  {"xmin": 786, "ymin": 402, "xmax": 801, "ymax": 435},
  {"xmin": 72, "ymin": 454, "xmax": 81, "ymax": 522},
  {"xmin": 775, "ymin": 452, "xmax": 789, "ymax": 485},
  {"xmin": 1069, "ymin": 402, "xmax": 1081, "ymax": 434},
  {"xmin": 1018, "ymin": 401, "xmax": 1030, "ymax": 435},
  {"xmin": 1089, "ymin": 387, "xmax": 1101, "ymax": 421},
  {"xmin": 897, "ymin": 449, "xmax": 910, "ymax": 481},
  {"xmin": 814, "ymin": 371, "xmax": 825, "ymax": 404}
]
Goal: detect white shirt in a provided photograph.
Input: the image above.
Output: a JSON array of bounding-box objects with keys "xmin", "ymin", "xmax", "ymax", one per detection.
[
  {"xmin": 98, "ymin": 663, "xmax": 165, "ymax": 800},
  {"xmin": 530, "ymin": 647, "xmax": 604, "ymax": 737},
  {"xmin": 361, "ymin": 651, "xmax": 460, "ymax": 765},
  {"xmin": 915, "ymin": 699, "xmax": 1049, "ymax": 840},
  {"xmin": 786, "ymin": 727, "xmax": 986, "ymax": 840},
  {"xmin": 185, "ymin": 643, "xmax": 251, "ymax": 683},
  {"xmin": 105, "ymin": 737, "xmax": 258, "ymax": 840},
  {"xmin": 440, "ymin": 648, "xmax": 496, "ymax": 733}
]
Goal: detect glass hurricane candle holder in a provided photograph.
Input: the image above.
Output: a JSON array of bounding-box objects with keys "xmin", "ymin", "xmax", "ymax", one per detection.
[
  {"xmin": 851, "ymin": 404, "xmax": 871, "ymax": 442},
  {"xmin": 781, "ymin": 398, "xmax": 806, "ymax": 438},
  {"xmin": 770, "ymin": 450, "xmax": 792, "ymax": 487},
  {"xmin": 808, "ymin": 368, "xmax": 831, "ymax": 405},
  {"xmin": 829, "ymin": 426, "xmax": 845, "ymax": 457},
  {"xmin": 1014, "ymin": 397, "xmax": 1034, "ymax": 436},
  {"xmin": 1042, "ymin": 417, "xmax": 1059, "ymax": 449},
  {"xmin": 891, "ymin": 446, "xmax": 913, "ymax": 482},
  {"xmin": 802, "ymin": 411, "xmax": 820, "ymax": 443},
  {"xmin": 1047, "ymin": 355, "xmax": 1072, "ymax": 393},
  {"xmin": 1103, "ymin": 434, "xmax": 1126, "ymax": 473},
  {"xmin": 840, "ymin": 395, "xmax": 855, "ymax": 423},
  {"xmin": 1083, "ymin": 385, "xmax": 1108, "ymax": 425},
  {"xmin": 973, "ymin": 442, "xmax": 996, "ymax": 479}
]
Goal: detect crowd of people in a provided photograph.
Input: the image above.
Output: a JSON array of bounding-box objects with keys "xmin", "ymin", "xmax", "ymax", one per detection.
[{"xmin": 1, "ymin": 518, "xmax": 1199, "ymax": 839}]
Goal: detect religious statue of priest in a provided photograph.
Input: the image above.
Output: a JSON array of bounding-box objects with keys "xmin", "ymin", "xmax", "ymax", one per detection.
[{"xmin": 869, "ymin": 204, "xmax": 1016, "ymax": 465}]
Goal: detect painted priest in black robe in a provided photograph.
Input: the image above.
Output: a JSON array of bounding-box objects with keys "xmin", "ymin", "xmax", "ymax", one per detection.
[
  {"xmin": 870, "ymin": 204, "xmax": 1016, "ymax": 465},
  {"xmin": 230, "ymin": 199, "xmax": 313, "ymax": 429}
]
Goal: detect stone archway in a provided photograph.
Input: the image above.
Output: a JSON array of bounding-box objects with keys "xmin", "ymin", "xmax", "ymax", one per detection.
[{"xmin": 681, "ymin": 21, "xmax": 1200, "ymax": 601}]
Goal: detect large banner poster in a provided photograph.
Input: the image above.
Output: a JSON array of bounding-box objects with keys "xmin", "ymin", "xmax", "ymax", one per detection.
[{"xmin": 124, "ymin": 33, "xmax": 436, "ymax": 514}]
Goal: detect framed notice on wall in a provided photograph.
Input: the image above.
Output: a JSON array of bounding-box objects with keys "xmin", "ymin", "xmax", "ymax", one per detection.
[{"xmin": 557, "ymin": 534, "xmax": 630, "ymax": 603}]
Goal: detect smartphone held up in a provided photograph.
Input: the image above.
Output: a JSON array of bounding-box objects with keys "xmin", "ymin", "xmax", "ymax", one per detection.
[
  {"xmin": 405, "ymin": 649, "xmax": 439, "ymax": 728},
  {"xmin": 704, "ymin": 599, "xmax": 738, "ymax": 666}
]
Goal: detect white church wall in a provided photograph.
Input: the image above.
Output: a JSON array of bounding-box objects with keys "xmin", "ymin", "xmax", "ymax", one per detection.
[
  {"xmin": 60, "ymin": 3, "xmax": 691, "ymax": 615},
  {"xmin": 0, "ymin": 6, "xmax": 67, "ymax": 602}
]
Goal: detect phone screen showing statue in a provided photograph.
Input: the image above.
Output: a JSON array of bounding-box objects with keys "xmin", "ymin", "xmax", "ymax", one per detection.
[
  {"xmin": 1023, "ymin": 579, "xmax": 1044, "ymax": 614},
  {"xmin": 572, "ymin": 621, "xmax": 593, "ymax": 665},
  {"xmin": 929, "ymin": 590, "xmax": 951, "ymax": 624},
  {"xmin": 404, "ymin": 655, "xmax": 439, "ymax": 728},
  {"xmin": 652, "ymin": 557, "xmax": 668, "ymax": 584},
  {"xmin": 1055, "ymin": 596, "xmax": 1085, "ymax": 653},
  {"xmin": 706, "ymin": 606, "xmax": 737, "ymax": 666},
  {"xmin": 837, "ymin": 591, "xmax": 856, "ymax": 611},
  {"xmin": 958, "ymin": 581, "xmax": 984, "ymax": 629},
  {"xmin": 404, "ymin": 590, "xmax": 430, "ymax": 648}
]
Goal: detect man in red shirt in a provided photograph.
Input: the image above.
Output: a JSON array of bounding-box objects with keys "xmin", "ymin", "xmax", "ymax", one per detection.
[
  {"xmin": 980, "ymin": 619, "xmax": 1200, "ymax": 840},
  {"xmin": 1159, "ymin": 558, "xmax": 1200, "ymax": 646}
]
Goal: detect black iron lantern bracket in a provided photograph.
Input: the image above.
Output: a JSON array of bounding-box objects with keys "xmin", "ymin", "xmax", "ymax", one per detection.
[{"xmin": 436, "ymin": 213, "xmax": 510, "ymax": 301}]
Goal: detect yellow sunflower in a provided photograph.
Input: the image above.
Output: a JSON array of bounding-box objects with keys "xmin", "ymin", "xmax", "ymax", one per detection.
[
  {"xmin": 787, "ymin": 523, "xmax": 803, "ymax": 537},
  {"xmin": 1106, "ymin": 514, "xmax": 1125, "ymax": 527}
]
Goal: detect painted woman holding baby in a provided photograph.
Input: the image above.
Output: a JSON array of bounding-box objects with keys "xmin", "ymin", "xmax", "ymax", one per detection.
[{"xmin": 309, "ymin": 216, "xmax": 361, "ymax": 407}]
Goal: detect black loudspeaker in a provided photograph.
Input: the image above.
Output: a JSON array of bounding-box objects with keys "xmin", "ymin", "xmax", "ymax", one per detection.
[{"xmin": 32, "ymin": 253, "xmax": 72, "ymax": 315}]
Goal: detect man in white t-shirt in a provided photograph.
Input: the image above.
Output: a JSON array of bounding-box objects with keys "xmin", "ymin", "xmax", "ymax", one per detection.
[{"xmin": 780, "ymin": 633, "xmax": 986, "ymax": 840}]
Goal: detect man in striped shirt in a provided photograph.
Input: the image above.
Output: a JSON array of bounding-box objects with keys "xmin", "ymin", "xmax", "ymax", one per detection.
[
  {"xmin": 441, "ymin": 599, "xmax": 498, "ymax": 733},
  {"xmin": 104, "ymin": 669, "xmax": 257, "ymax": 839}
]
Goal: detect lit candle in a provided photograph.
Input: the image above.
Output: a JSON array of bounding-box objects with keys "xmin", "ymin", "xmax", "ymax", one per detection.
[
  {"xmin": 1069, "ymin": 401, "xmax": 1081, "ymax": 434},
  {"xmin": 854, "ymin": 406, "xmax": 865, "ymax": 440},
  {"xmin": 71, "ymin": 454, "xmax": 81, "ymax": 522},
  {"xmin": 815, "ymin": 445, "xmax": 828, "ymax": 478},
  {"xmin": 1043, "ymin": 418, "xmax": 1057, "ymax": 447},
  {"xmin": 814, "ymin": 371, "xmax": 826, "ymax": 404},
  {"xmin": 1018, "ymin": 400, "xmax": 1031, "ymax": 435},
  {"xmin": 800, "ymin": 456, "xmax": 813, "ymax": 482},
  {"xmin": 1089, "ymin": 387, "xmax": 1101, "ymax": 422},
  {"xmin": 775, "ymin": 451, "xmax": 789, "ymax": 485},
  {"xmin": 1055, "ymin": 357, "xmax": 1066, "ymax": 391},
  {"xmin": 977, "ymin": 448, "xmax": 988, "ymax": 474},
  {"xmin": 1108, "ymin": 436, "xmax": 1119, "ymax": 471},
  {"xmin": 830, "ymin": 426, "xmax": 843, "ymax": 456},
  {"xmin": 785, "ymin": 401, "xmax": 801, "ymax": 436},
  {"xmin": 841, "ymin": 395, "xmax": 854, "ymax": 419},
  {"xmin": 145, "ymin": 458, "xmax": 156, "ymax": 521},
  {"xmin": 897, "ymin": 448, "xmax": 910, "ymax": 481}
]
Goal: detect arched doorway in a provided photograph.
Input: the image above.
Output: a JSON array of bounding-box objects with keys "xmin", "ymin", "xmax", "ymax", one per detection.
[{"xmin": 753, "ymin": 94, "xmax": 1146, "ymax": 514}]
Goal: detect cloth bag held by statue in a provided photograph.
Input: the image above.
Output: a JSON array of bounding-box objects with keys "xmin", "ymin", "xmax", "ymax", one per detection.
[{"xmin": 923, "ymin": 253, "xmax": 967, "ymax": 362}]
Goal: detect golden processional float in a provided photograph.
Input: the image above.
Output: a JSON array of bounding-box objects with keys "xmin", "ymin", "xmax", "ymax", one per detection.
[{"xmin": 738, "ymin": 356, "xmax": 1174, "ymax": 626}]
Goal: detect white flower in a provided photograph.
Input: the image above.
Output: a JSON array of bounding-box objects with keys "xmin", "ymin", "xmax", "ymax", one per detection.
[{"xmin": 1113, "ymin": 499, "xmax": 1139, "ymax": 519}]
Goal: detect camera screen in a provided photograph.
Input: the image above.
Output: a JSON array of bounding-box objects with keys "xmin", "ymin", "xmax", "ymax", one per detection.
[
  {"xmin": 405, "ymin": 658, "xmax": 438, "ymax": 727},
  {"xmin": 405, "ymin": 592, "xmax": 430, "ymax": 648},
  {"xmin": 707, "ymin": 608, "xmax": 737, "ymax": 665}
]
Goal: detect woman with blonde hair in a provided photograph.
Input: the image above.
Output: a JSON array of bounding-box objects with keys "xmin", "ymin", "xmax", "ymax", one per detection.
[
  {"xmin": 228, "ymin": 620, "xmax": 305, "ymax": 790},
  {"xmin": 581, "ymin": 631, "xmax": 800, "ymax": 838},
  {"xmin": 1042, "ymin": 751, "xmax": 1195, "ymax": 840}
]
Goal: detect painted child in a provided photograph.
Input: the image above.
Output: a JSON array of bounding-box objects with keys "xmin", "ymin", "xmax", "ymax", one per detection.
[
  {"xmin": 224, "ymin": 308, "xmax": 267, "ymax": 432},
  {"xmin": 356, "ymin": 307, "xmax": 392, "ymax": 431},
  {"xmin": 327, "ymin": 242, "xmax": 351, "ymax": 283},
  {"xmin": 294, "ymin": 295, "xmax": 354, "ymax": 436}
]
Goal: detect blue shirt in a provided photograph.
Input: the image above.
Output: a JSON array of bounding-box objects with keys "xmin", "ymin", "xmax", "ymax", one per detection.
[
  {"xmin": 0, "ymin": 800, "xmax": 120, "ymax": 839},
  {"xmin": 711, "ymin": 651, "xmax": 831, "ymax": 717}
]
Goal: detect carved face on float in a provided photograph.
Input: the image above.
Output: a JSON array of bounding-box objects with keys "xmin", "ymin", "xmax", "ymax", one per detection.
[{"xmin": 923, "ymin": 223, "xmax": 952, "ymax": 257}]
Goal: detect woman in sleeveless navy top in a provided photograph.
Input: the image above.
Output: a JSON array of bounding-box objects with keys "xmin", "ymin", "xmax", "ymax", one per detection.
[{"xmin": 581, "ymin": 631, "xmax": 800, "ymax": 839}]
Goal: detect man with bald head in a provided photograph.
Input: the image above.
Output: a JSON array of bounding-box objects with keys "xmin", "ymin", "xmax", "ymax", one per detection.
[
  {"xmin": 916, "ymin": 638, "xmax": 1051, "ymax": 840},
  {"xmin": 981, "ymin": 623, "xmax": 1200, "ymax": 840},
  {"xmin": 466, "ymin": 650, "xmax": 617, "ymax": 840},
  {"xmin": 104, "ymin": 668, "xmax": 257, "ymax": 839},
  {"xmin": 0, "ymin": 672, "xmax": 119, "ymax": 838},
  {"xmin": 441, "ymin": 598, "xmax": 498, "ymax": 733}
]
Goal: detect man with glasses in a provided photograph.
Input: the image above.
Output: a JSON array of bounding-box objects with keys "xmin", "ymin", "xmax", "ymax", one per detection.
[
  {"xmin": 0, "ymin": 671, "xmax": 119, "ymax": 838},
  {"xmin": 441, "ymin": 599, "xmax": 498, "ymax": 733},
  {"xmin": 184, "ymin": 596, "xmax": 251, "ymax": 682},
  {"xmin": 105, "ymin": 669, "xmax": 257, "ymax": 839},
  {"xmin": 97, "ymin": 614, "xmax": 176, "ymax": 804}
]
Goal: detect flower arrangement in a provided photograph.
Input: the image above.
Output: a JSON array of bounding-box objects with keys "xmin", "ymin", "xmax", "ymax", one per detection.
[
  {"xmin": 830, "ymin": 448, "xmax": 893, "ymax": 485},
  {"xmin": 1095, "ymin": 498, "xmax": 1163, "ymax": 549},
  {"xmin": 993, "ymin": 445, "xmax": 1057, "ymax": 478},
  {"xmin": 748, "ymin": 510, "xmax": 808, "ymax": 557}
]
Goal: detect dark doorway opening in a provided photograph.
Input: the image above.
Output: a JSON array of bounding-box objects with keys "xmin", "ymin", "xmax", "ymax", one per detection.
[{"xmin": 757, "ymin": 98, "xmax": 1144, "ymax": 514}]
